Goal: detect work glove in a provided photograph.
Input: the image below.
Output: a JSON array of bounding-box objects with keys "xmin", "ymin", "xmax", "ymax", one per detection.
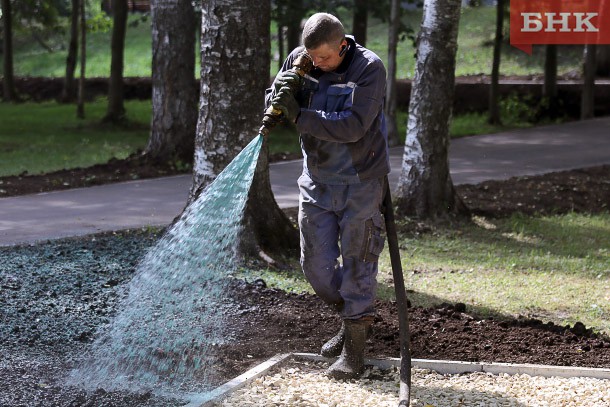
[
  {"xmin": 273, "ymin": 70, "xmax": 302, "ymax": 93},
  {"xmin": 272, "ymin": 86, "xmax": 301, "ymax": 123}
]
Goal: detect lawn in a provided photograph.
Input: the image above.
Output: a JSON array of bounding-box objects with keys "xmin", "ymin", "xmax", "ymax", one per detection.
[{"xmin": 0, "ymin": 99, "xmax": 151, "ymax": 177}]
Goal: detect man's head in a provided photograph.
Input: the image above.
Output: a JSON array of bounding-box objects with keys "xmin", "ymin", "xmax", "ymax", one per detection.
[{"xmin": 302, "ymin": 13, "xmax": 347, "ymax": 72}]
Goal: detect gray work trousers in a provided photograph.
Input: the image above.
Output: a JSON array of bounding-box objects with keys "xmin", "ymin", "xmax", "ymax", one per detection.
[{"xmin": 298, "ymin": 173, "xmax": 386, "ymax": 319}]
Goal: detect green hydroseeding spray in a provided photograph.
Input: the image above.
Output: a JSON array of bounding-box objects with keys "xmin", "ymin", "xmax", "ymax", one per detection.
[{"xmin": 68, "ymin": 135, "xmax": 263, "ymax": 396}]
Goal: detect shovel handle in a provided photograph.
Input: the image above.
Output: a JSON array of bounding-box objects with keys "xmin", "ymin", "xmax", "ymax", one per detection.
[{"xmin": 382, "ymin": 176, "xmax": 412, "ymax": 405}]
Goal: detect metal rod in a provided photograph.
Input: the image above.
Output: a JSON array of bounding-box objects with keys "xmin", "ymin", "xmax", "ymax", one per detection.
[{"xmin": 382, "ymin": 176, "xmax": 412, "ymax": 406}]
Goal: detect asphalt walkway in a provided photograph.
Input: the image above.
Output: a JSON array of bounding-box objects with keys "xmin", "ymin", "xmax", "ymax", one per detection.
[{"xmin": 1, "ymin": 117, "xmax": 609, "ymax": 247}]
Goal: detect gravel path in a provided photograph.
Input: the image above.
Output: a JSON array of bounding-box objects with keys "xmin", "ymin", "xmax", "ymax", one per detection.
[{"xmin": 218, "ymin": 360, "xmax": 610, "ymax": 407}]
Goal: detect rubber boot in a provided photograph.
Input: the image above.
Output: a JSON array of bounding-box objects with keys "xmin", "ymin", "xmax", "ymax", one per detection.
[
  {"xmin": 327, "ymin": 318, "xmax": 372, "ymax": 380},
  {"xmin": 321, "ymin": 318, "xmax": 373, "ymax": 358},
  {"xmin": 321, "ymin": 322, "xmax": 345, "ymax": 357}
]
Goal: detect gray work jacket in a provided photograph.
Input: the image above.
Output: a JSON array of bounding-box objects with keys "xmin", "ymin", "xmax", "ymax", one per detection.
[{"xmin": 266, "ymin": 37, "xmax": 390, "ymax": 185}]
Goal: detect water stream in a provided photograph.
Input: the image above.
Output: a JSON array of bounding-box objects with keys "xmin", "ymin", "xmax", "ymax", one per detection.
[{"xmin": 68, "ymin": 135, "xmax": 263, "ymax": 398}]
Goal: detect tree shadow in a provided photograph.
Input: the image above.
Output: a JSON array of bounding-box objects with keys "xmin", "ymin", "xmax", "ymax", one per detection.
[
  {"xmin": 376, "ymin": 279, "xmax": 515, "ymax": 322},
  {"xmin": 395, "ymin": 213, "xmax": 609, "ymax": 279}
]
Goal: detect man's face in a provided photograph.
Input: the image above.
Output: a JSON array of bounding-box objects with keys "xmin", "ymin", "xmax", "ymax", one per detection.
[{"xmin": 306, "ymin": 38, "xmax": 347, "ymax": 72}]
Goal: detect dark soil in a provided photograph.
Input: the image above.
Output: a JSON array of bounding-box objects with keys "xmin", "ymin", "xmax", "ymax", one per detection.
[{"xmin": 1, "ymin": 159, "xmax": 609, "ymax": 406}]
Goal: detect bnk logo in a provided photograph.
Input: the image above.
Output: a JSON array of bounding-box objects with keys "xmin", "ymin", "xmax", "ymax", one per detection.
[
  {"xmin": 510, "ymin": 0, "xmax": 610, "ymax": 54},
  {"xmin": 521, "ymin": 12, "xmax": 598, "ymax": 32}
]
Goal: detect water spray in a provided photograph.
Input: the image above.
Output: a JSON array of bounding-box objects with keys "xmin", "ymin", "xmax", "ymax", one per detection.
[{"xmin": 68, "ymin": 137, "xmax": 264, "ymax": 396}]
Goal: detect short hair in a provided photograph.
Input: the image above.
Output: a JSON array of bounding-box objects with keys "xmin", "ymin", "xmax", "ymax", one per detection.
[{"xmin": 302, "ymin": 13, "xmax": 345, "ymax": 49}]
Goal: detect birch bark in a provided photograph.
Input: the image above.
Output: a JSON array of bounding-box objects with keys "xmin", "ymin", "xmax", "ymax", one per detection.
[{"xmin": 395, "ymin": 0, "xmax": 468, "ymax": 219}]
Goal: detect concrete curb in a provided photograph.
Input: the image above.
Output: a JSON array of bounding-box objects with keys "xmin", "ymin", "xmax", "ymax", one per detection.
[
  {"xmin": 185, "ymin": 352, "xmax": 610, "ymax": 406},
  {"xmin": 184, "ymin": 353, "xmax": 293, "ymax": 407},
  {"xmin": 291, "ymin": 353, "xmax": 610, "ymax": 380}
]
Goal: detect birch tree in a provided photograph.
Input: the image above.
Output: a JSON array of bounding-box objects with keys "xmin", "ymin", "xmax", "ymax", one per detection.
[
  {"xmin": 191, "ymin": 0, "xmax": 298, "ymax": 260},
  {"xmin": 394, "ymin": 0, "xmax": 467, "ymax": 219},
  {"xmin": 145, "ymin": 0, "xmax": 197, "ymax": 162}
]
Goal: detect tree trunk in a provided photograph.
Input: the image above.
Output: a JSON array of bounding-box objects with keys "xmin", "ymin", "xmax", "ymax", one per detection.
[
  {"xmin": 394, "ymin": 0, "xmax": 468, "ymax": 219},
  {"xmin": 596, "ymin": 46, "xmax": 610, "ymax": 77},
  {"xmin": 385, "ymin": 0, "xmax": 401, "ymax": 147},
  {"xmin": 1, "ymin": 0, "xmax": 18, "ymax": 102},
  {"xmin": 543, "ymin": 44, "xmax": 558, "ymax": 115},
  {"xmin": 103, "ymin": 0, "xmax": 128, "ymax": 123},
  {"xmin": 581, "ymin": 44, "xmax": 596, "ymax": 120},
  {"xmin": 191, "ymin": 0, "xmax": 298, "ymax": 259},
  {"xmin": 278, "ymin": 24, "xmax": 285, "ymax": 71},
  {"xmin": 488, "ymin": 0, "xmax": 503, "ymax": 125},
  {"xmin": 77, "ymin": 0, "xmax": 86, "ymax": 118},
  {"xmin": 284, "ymin": 0, "xmax": 304, "ymax": 52},
  {"xmin": 352, "ymin": 0, "xmax": 368, "ymax": 47},
  {"xmin": 61, "ymin": 0, "xmax": 80, "ymax": 103},
  {"xmin": 145, "ymin": 0, "xmax": 197, "ymax": 163}
]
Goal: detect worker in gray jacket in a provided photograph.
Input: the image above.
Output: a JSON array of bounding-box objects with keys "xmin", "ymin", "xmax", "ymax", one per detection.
[{"xmin": 267, "ymin": 12, "xmax": 390, "ymax": 380}]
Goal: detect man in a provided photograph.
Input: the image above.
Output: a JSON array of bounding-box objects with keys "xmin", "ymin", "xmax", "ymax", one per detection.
[{"xmin": 266, "ymin": 12, "xmax": 389, "ymax": 380}]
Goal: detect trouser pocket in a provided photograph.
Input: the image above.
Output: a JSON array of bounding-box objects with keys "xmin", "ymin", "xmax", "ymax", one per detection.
[{"xmin": 360, "ymin": 212, "xmax": 385, "ymax": 262}]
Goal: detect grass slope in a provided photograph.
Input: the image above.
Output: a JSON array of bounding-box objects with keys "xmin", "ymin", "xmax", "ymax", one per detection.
[{"xmin": 7, "ymin": 9, "xmax": 583, "ymax": 79}]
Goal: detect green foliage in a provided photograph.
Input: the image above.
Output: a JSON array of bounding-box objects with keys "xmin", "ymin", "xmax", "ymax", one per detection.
[
  {"xmin": 12, "ymin": 0, "xmax": 62, "ymax": 30},
  {"xmin": 86, "ymin": 11, "xmax": 112, "ymax": 33},
  {"xmin": 499, "ymin": 93, "xmax": 539, "ymax": 123},
  {"xmin": 498, "ymin": 93, "xmax": 568, "ymax": 125}
]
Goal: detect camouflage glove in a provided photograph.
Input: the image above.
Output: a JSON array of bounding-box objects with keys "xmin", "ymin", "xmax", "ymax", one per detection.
[
  {"xmin": 272, "ymin": 86, "xmax": 301, "ymax": 123},
  {"xmin": 273, "ymin": 70, "xmax": 302, "ymax": 93}
]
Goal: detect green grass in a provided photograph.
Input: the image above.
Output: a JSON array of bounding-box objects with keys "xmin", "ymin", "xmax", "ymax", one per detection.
[
  {"xmin": 384, "ymin": 213, "xmax": 610, "ymax": 333},
  {"xmin": 13, "ymin": 16, "xmax": 154, "ymax": 77},
  {"xmin": 0, "ymin": 99, "xmax": 151, "ymax": 176},
  {"xmin": 243, "ymin": 212, "xmax": 610, "ymax": 334},
  {"xmin": 8, "ymin": 8, "xmax": 583, "ymax": 79}
]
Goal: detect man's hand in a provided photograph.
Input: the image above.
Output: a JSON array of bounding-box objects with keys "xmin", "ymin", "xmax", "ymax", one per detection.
[
  {"xmin": 272, "ymin": 87, "xmax": 300, "ymax": 123},
  {"xmin": 273, "ymin": 70, "xmax": 302, "ymax": 93}
]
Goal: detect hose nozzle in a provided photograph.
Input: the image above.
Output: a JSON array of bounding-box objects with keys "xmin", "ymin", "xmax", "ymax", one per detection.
[{"xmin": 259, "ymin": 52, "xmax": 313, "ymax": 136}]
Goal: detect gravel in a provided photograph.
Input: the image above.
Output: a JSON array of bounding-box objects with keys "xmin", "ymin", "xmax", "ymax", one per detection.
[{"xmin": 218, "ymin": 360, "xmax": 610, "ymax": 407}]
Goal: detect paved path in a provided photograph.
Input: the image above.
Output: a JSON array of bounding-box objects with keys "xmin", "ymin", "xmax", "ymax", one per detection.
[{"xmin": 1, "ymin": 117, "xmax": 609, "ymax": 247}]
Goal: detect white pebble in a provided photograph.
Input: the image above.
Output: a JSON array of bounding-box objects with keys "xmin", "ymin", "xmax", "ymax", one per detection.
[{"xmin": 217, "ymin": 364, "xmax": 610, "ymax": 407}]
